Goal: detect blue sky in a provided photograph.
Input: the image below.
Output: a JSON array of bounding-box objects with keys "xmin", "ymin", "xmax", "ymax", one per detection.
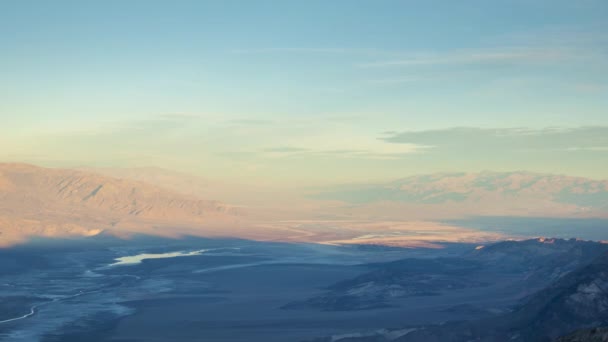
[{"xmin": 1, "ymin": 1, "xmax": 607, "ymax": 184}]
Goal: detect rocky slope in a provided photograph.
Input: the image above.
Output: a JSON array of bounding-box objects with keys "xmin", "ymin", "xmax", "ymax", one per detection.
[
  {"xmin": 504, "ymin": 249, "xmax": 608, "ymax": 341},
  {"xmin": 310, "ymin": 245, "xmax": 608, "ymax": 341}
]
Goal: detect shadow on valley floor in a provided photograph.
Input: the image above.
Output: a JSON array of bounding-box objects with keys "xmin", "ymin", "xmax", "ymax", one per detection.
[
  {"xmin": 0, "ymin": 234, "xmax": 472, "ymax": 342},
  {"xmin": 1, "ymin": 234, "xmax": 607, "ymax": 342}
]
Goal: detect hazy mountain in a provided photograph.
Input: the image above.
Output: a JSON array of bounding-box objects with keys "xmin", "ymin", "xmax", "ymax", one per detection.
[
  {"xmin": 0, "ymin": 164, "xmax": 512, "ymax": 248},
  {"xmin": 0, "ymin": 163, "xmax": 243, "ymax": 245},
  {"xmin": 80, "ymin": 166, "xmax": 337, "ymax": 223},
  {"xmin": 315, "ymin": 171, "xmax": 608, "ymax": 219},
  {"xmin": 79, "ymin": 166, "xmax": 265, "ymax": 205}
]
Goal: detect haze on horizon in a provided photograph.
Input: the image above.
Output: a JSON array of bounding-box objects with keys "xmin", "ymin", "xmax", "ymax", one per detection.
[{"xmin": 1, "ymin": 0, "xmax": 607, "ymax": 187}]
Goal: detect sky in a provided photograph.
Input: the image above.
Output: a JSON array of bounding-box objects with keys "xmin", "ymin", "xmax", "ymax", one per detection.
[{"xmin": 1, "ymin": 0, "xmax": 607, "ymax": 185}]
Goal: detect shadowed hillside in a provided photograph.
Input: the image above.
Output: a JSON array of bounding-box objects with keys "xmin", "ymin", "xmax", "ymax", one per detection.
[{"xmin": 310, "ymin": 245, "xmax": 608, "ymax": 341}]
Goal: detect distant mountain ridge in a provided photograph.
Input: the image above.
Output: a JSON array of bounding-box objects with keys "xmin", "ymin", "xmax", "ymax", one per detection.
[
  {"xmin": 78, "ymin": 166, "xmax": 255, "ymax": 204},
  {"xmin": 315, "ymin": 171, "xmax": 608, "ymax": 218},
  {"xmin": 0, "ymin": 163, "xmax": 242, "ymax": 245},
  {"xmin": 2, "ymin": 164, "xmax": 608, "ymax": 246}
]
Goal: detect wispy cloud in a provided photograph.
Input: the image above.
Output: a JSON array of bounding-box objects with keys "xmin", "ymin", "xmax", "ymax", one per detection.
[
  {"xmin": 157, "ymin": 113, "xmax": 202, "ymax": 121},
  {"xmin": 230, "ymin": 47, "xmax": 388, "ymax": 55},
  {"xmin": 358, "ymin": 27, "xmax": 607, "ymax": 69},
  {"xmin": 565, "ymin": 146, "xmax": 608, "ymax": 152},
  {"xmin": 381, "ymin": 126, "xmax": 608, "ymax": 153},
  {"xmin": 256, "ymin": 140, "xmax": 430, "ymax": 160},
  {"xmin": 358, "ymin": 47, "xmax": 580, "ymax": 68},
  {"xmin": 366, "ymin": 77, "xmax": 425, "ymax": 85},
  {"xmin": 262, "ymin": 146, "xmax": 310, "ymax": 153},
  {"xmin": 227, "ymin": 119, "xmax": 275, "ymax": 126}
]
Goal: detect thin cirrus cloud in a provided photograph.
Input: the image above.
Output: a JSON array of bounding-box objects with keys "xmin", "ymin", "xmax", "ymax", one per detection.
[
  {"xmin": 357, "ymin": 47, "xmax": 584, "ymax": 68},
  {"xmin": 366, "ymin": 77, "xmax": 426, "ymax": 85},
  {"xmin": 227, "ymin": 119, "xmax": 276, "ymax": 126},
  {"xmin": 257, "ymin": 139, "xmax": 430, "ymax": 160},
  {"xmin": 230, "ymin": 47, "xmax": 390, "ymax": 56},
  {"xmin": 356, "ymin": 28, "xmax": 607, "ymax": 68},
  {"xmin": 565, "ymin": 146, "xmax": 608, "ymax": 152},
  {"xmin": 380, "ymin": 126, "xmax": 608, "ymax": 153},
  {"xmin": 229, "ymin": 45, "xmax": 589, "ymax": 69},
  {"xmin": 262, "ymin": 147, "xmax": 310, "ymax": 153}
]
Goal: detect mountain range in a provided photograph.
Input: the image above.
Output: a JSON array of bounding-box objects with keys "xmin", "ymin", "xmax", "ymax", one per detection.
[
  {"xmin": 2, "ymin": 163, "xmax": 608, "ymax": 246},
  {"xmin": 315, "ymin": 171, "xmax": 608, "ymax": 219},
  {"xmin": 0, "ymin": 163, "xmax": 242, "ymax": 246}
]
